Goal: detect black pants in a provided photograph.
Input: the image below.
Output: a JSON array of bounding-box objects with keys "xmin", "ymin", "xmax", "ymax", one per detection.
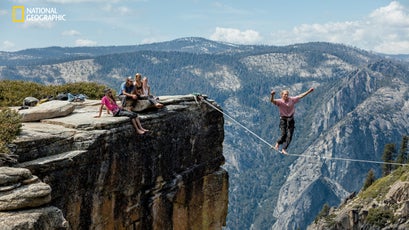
[
  {"xmin": 114, "ymin": 108, "xmax": 138, "ymax": 119},
  {"xmin": 119, "ymin": 95, "xmax": 138, "ymax": 107},
  {"xmin": 277, "ymin": 117, "xmax": 295, "ymax": 150},
  {"xmin": 119, "ymin": 95, "xmax": 128, "ymax": 107},
  {"xmin": 138, "ymin": 95, "xmax": 157, "ymax": 105}
]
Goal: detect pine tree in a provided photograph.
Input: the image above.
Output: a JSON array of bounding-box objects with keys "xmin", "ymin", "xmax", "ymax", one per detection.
[
  {"xmin": 396, "ymin": 135, "xmax": 409, "ymax": 164},
  {"xmin": 314, "ymin": 203, "xmax": 330, "ymax": 223},
  {"xmin": 362, "ymin": 169, "xmax": 376, "ymax": 190},
  {"xmin": 382, "ymin": 143, "xmax": 396, "ymax": 176}
]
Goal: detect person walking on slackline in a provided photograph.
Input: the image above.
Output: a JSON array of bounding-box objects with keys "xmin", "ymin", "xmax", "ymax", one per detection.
[{"xmin": 270, "ymin": 88, "xmax": 314, "ymax": 154}]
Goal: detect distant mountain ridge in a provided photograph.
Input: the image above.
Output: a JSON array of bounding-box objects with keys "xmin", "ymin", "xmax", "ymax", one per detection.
[
  {"xmin": 0, "ymin": 37, "xmax": 253, "ymax": 66},
  {"xmin": 4, "ymin": 37, "xmax": 401, "ymax": 66},
  {"xmin": 1, "ymin": 37, "xmax": 409, "ymax": 230}
]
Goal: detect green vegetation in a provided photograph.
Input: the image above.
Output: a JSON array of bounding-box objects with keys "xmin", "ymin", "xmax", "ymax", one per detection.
[
  {"xmin": 381, "ymin": 136, "xmax": 409, "ymax": 173},
  {"xmin": 0, "ymin": 108, "xmax": 22, "ymax": 154},
  {"xmin": 382, "ymin": 143, "xmax": 396, "ymax": 176},
  {"xmin": 397, "ymin": 136, "xmax": 409, "ymax": 164},
  {"xmin": 362, "ymin": 169, "xmax": 376, "ymax": 191},
  {"xmin": 0, "ymin": 80, "xmax": 108, "ymax": 157},
  {"xmin": 313, "ymin": 165, "xmax": 409, "ymax": 228},
  {"xmin": 366, "ymin": 207, "xmax": 395, "ymax": 228},
  {"xmin": 359, "ymin": 166, "xmax": 408, "ymax": 201},
  {"xmin": 360, "ymin": 136, "xmax": 409, "ymax": 199},
  {"xmin": 314, "ymin": 203, "xmax": 337, "ymax": 227},
  {"xmin": 313, "ymin": 135, "xmax": 409, "ymax": 228},
  {"xmin": 314, "ymin": 203, "xmax": 330, "ymax": 223},
  {"xmin": 316, "ymin": 203, "xmax": 338, "ymax": 227},
  {"xmin": 0, "ymin": 80, "xmax": 108, "ymax": 107}
]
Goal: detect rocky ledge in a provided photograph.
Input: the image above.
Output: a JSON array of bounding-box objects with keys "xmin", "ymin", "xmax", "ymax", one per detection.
[
  {"xmin": 0, "ymin": 167, "xmax": 68, "ymax": 229},
  {"xmin": 1, "ymin": 95, "xmax": 228, "ymax": 229}
]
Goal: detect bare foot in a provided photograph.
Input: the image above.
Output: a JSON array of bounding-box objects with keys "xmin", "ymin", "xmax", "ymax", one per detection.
[
  {"xmin": 136, "ymin": 129, "xmax": 145, "ymax": 135},
  {"xmin": 274, "ymin": 143, "xmax": 279, "ymax": 150},
  {"xmin": 142, "ymin": 128, "xmax": 149, "ymax": 132},
  {"xmin": 281, "ymin": 149, "xmax": 288, "ymax": 155},
  {"xmin": 155, "ymin": 103, "xmax": 164, "ymax": 108}
]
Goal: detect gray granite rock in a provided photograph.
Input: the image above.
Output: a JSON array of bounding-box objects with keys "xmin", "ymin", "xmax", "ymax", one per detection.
[
  {"xmin": 9, "ymin": 94, "xmax": 227, "ymax": 229},
  {"xmin": 0, "ymin": 206, "xmax": 69, "ymax": 230},
  {"xmin": 18, "ymin": 100, "xmax": 75, "ymax": 122},
  {"xmin": 0, "ymin": 167, "xmax": 51, "ymax": 211}
]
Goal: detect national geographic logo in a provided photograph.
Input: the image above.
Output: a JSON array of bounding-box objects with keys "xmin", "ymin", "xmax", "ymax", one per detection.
[
  {"xmin": 12, "ymin": 6, "xmax": 66, "ymax": 23},
  {"xmin": 12, "ymin": 6, "xmax": 24, "ymax": 23}
]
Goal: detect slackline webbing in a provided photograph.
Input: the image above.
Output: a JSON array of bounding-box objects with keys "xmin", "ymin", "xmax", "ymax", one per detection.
[{"xmin": 198, "ymin": 96, "xmax": 408, "ymax": 167}]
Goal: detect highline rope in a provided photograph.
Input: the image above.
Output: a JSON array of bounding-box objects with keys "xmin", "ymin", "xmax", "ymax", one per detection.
[{"xmin": 199, "ymin": 96, "xmax": 409, "ymax": 167}]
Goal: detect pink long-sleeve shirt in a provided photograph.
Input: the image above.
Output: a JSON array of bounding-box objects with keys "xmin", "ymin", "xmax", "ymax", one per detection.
[
  {"xmin": 274, "ymin": 96, "xmax": 300, "ymax": 117},
  {"xmin": 101, "ymin": 96, "xmax": 120, "ymax": 114}
]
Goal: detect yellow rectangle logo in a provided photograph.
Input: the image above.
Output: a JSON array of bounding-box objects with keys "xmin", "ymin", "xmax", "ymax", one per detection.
[{"xmin": 12, "ymin": 6, "xmax": 25, "ymax": 23}]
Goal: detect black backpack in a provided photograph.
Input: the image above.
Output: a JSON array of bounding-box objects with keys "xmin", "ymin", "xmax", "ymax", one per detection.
[{"xmin": 23, "ymin": 97, "xmax": 39, "ymax": 107}]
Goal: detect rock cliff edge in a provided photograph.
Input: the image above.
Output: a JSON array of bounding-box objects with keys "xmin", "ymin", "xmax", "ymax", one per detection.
[{"xmin": 1, "ymin": 95, "xmax": 228, "ymax": 230}]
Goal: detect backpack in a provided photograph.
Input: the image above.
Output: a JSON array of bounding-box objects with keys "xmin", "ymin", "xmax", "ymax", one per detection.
[
  {"xmin": 56, "ymin": 93, "xmax": 68, "ymax": 100},
  {"xmin": 23, "ymin": 97, "xmax": 39, "ymax": 107}
]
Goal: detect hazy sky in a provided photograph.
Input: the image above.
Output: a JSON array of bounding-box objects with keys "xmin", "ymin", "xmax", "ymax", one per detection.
[{"xmin": 1, "ymin": 0, "xmax": 409, "ymax": 54}]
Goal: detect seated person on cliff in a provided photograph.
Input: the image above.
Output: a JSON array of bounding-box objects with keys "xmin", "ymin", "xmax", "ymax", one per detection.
[
  {"xmin": 118, "ymin": 76, "xmax": 137, "ymax": 107},
  {"xmin": 142, "ymin": 76, "xmax": 163, "ymax": 108},
  {"xmin": 134, "ymin": 73, "xmax": 163, "ymax": 109},
  {"xmin": 95, "ymin": 88, "xmax": 148, "ymax": 135}
]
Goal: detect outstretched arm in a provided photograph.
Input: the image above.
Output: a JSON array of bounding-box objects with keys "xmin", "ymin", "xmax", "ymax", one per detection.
[
  {"xmin": 297, "ymin": 88, "xmax": 314, "ymax": 99},
  {"xmin": 270, "ymin": 90, "xmax": 277, "ymax": 105},
  {"xmin": 94, "ymin": 104, "xmax": 104, "ymax": 118}
]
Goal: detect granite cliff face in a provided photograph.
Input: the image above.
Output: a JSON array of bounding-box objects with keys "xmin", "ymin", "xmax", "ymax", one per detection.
[{"xmin": 3, "ymin": 95, "xmax": 228, "ymax": 229}]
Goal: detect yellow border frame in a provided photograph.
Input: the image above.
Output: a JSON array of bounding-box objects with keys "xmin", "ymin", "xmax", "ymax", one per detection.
[{"xmin": 12, "ymin": 6, "xmax": 25, "ymax": 23}]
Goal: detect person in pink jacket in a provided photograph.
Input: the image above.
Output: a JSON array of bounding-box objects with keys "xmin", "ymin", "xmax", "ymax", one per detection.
[
  {"xmin": 95, "ymin": 88, "xmax": 148, "ymax": 135},
  {"xmin": 270, "ymin": 88, "xmax": 314, "ymax": 154}
]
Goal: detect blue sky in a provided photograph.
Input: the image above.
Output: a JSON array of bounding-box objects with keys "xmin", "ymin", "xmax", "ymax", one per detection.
[{"xmin": 1, "ymin": 0, "xmax": 409, "ymax": 54}]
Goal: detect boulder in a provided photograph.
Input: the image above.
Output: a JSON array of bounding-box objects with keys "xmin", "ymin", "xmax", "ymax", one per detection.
[
  {"xmin": 0, "ymin": 167, "xmax": 32, "ymax": 185},
  {"xmin": 18, "ymin": 100, "xmax": 75, "ymax": 122},
  {"xmin": 0, "ymin": 167, "xmax": 68, "ymax": 229},
  {"xmin": 0, "ymin": 182, "xmax": 51, "ymax": 211},
  {"xmin": 0, "ymin": 167, "xmax": 51, "ymax": 211},
  {"xmin": 124, "ymin": 98, "xmax": 156, "ymax": 112},
  {"xmin": 0, "ymin": 206, "xmax": 69, "ymax": 229}
]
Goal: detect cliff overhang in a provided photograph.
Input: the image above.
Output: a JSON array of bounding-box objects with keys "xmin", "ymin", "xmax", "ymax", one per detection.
[{"xmin": 2, "ymin": 95, "xmax": 228, "ymax": 229}]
